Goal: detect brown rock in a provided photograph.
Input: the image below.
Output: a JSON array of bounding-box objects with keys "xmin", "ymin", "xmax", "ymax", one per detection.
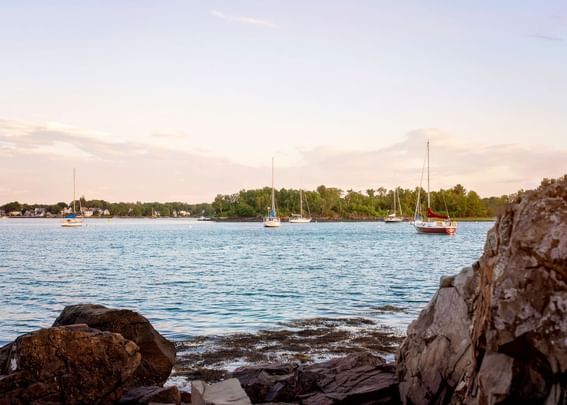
[
  {"xmin": 397, "ymin": 176, "xmax": 567, "ymax": 404},
  {"xmin": 0, "ymin": 325, "xmax": 141, "ymax": 405},
  {"xmin": 118, "ymin": 385, "xmax": 181, "ymax": 404},
  {"xmin": 53, "ymin": 303, "xmax": 176, "ymax": 387}
]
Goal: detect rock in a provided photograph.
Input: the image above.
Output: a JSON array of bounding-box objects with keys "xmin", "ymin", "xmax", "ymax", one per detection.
[
  {"xmin": 192, "ymin": 378, "xmax": 253, "ymax": 405},
  {"xmin": 0, "ymin": 324, "xmax": 141, "ymax": 404},
  {"xmin": 118, "ymin": 385, "xmax": 181, "ymax": 404},
  {"xmin": 298, "ymin": 352, "xmax": 399, "ymax": 405},
  {"xmin": 53, "ymin": 303, "xmax": 176, "ymax": 387},
  {"xmin": 179, "ymin": 389, "xmax": 192, "ymax": 404},
  {"xmin": 233, "ymin": 352, "xmax": 399, "ymax": 405},
  {"xmin": 397, "ymin": 176, "xmax": 567, "ymax": 404},
  {"xmin": 232, "ymin": 363, "xmax": 298, "ymax": 403}
]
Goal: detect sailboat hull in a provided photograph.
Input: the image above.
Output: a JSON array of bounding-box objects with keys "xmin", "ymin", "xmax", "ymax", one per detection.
[
  {"xmin": 61, "ymin": 220, "xmax": 83, "ymax": 227},
  {"xmin": 384, "ymin": 217, "xmax": 403, "ymax": 223},
  {"xmin": 414, "ymin": 221, "xmax": 456, "ymax": 235},
  {"xmin": 263, "ymin": 219, "xmax": 281, "ymax": 227},
  {"xmin": 289, "ymin": 217, "xmax": 311, "ymax": 223}
]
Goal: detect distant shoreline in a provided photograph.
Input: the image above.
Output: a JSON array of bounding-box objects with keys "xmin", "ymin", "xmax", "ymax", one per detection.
[{"xmin": 3, "ymin": 216, "xmax": 496, "ymax": 222}]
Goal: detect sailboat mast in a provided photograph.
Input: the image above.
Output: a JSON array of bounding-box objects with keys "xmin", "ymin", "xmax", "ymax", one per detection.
[
  {"xmin": 393, "ymin": 188, "xmax": 397, "ymax": 216},
  {"xmin": 300, "ymin": 190, "xmax": 303, "ymax": 216},
  {"xmin": 426, "ymin": 140, "xmax": 430, "ymax": 209},
  {"xmin": 73, "ymin": 168, "xmax": 76, "ymax": 214},
  {"xmin": 271, "ymin": 157, "xmax": 276, "ymax": 212}
]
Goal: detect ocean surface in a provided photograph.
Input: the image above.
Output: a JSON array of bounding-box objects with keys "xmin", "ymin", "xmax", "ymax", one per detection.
[{"xmin": 0, "ymin": 218, "xmax": 493, "ymax": 345}]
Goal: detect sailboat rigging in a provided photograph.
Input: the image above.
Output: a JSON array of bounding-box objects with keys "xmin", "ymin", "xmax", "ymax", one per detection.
[
  {"xmin": 384, "ymin": 187, "xmax": 403, "ymax": 223},
  {"xmin": 61, "ymin": 168, "xmax": 83, "ymax": 227},
  {"xmin": 289, "ymin": 189, "xmax": 312, "ymax": 223},
  {"xmin": 413, "ymin": 141, "xmax": 457, "ymax": 235},
  {"xmin": 263, "ymin": 157, "xmax": 281, "ymax": 228}
]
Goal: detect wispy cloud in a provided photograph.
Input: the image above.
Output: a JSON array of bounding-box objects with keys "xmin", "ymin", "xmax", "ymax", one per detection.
[
  {"xmin": 0, "ymin": 120, "xmax": 566, "ymax": 203},
  {"xmin": 210, "ymin": 9, "xmax": 277, "ymax": 28},
  {"xmin": 529, "ymin": 34, "xmax": 564, "ymax": 42}
]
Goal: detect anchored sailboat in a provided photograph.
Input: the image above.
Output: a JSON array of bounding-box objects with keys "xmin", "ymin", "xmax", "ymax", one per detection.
[
  {"xmin": 289, "ymin": 189, "xmax": 312, "ymax": 223},
  {"xmin": 263, "ymin": 157, "xmax": 281, "ymax": 228},
  {"xmin": 384, "ymin": 187, "xmax": 403, "ymax": 223},
  {"xmin": 413, "ymin": 141, "xmax": 457, "ymax": 235},
  {"xmin": 61, "ymin": 168, "xmax": 83, "ymax": 227}
]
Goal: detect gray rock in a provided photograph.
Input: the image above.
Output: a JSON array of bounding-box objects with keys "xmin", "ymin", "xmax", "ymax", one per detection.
[
  {"xmin": 192, "ymin": 378, "xmax": 252, "ymax": 405},
  {"xmin": 397, "ymin": 176, "xmax": 567, "ymax": 404}
]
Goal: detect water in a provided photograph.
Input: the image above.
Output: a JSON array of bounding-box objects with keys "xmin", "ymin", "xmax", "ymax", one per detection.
[{"xmin": 0, "ymin": 219, "xmax": 492, "ymax": 345}]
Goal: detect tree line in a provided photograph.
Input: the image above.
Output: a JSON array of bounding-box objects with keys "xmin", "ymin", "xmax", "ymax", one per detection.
[{"xmin": 1, "ymin": 184, "xmax": 520, "ymax": 219}]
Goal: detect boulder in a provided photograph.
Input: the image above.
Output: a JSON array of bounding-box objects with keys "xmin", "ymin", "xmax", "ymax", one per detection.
[
  {"xmin": 397, "ymin": 176, "xmax": 567, "ymax": 404},
  {"xmin": 233, "ymin": 352, "xmax": 399, "ymax": 405},
  {"xmin": 53, "ymin": 303, "xmax": 176, "ymax": 387},
  {"xmin": 118, "ymin": 385, "xmax": 181, "ymax": 404},
  {"xmin": 192, "ymin": 378, "xmax": 252, "ymax": 405},
  {"xmin": 0, "ymin": 324, "xmax": 140, "ymax": 404}
]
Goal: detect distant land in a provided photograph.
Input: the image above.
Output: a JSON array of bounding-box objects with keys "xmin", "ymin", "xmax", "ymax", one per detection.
[{"xmin": 1, "ymin": 183, "xmax": 530, "ymax": 220}]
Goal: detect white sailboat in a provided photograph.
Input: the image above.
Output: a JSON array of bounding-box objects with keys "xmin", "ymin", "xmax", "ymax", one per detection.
[
  {"xmin": 263, "ymin": 157, "xmax": 281, "ymax": 228},
  {"xmin": 384, "ymin": 187, "xmax": 403, "ymax": 223},
  {"xmin": 414, "ymin": 141, "xmax": 457, "ymax": 235},
  {"xmin": 289, "ymin": 189, "xmax": 312, "ymax": 223},
  {"xmin": 61, "ymin": 168, "xmax": 83, "ymax": 227}
]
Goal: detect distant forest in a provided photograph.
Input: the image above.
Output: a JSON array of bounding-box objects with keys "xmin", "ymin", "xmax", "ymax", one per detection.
[{"xmin": 1, "ymin": 183, "xmax": 523, "ymax": 219}]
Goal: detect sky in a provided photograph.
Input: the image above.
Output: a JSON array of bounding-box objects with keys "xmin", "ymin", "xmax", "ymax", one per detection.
[{"xmin": 1, "ymin": 0, "xmax": 566, "ymax": 203}]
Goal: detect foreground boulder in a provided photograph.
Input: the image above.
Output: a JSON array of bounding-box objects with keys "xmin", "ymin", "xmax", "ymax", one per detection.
[
  {"xmin": 233, "ymin": 352, "xmax": 399, "ymax": 404},
  {"xmin": 54, "ymin": 303, "xmax": 176, "ymax": 387},
  {"xmin": 397, "ymin": 176, "xmax": 567, "ymax": 404},
  {"xmin": 0, "ymin": 324, "xmax": 140, "ymax": 404}
]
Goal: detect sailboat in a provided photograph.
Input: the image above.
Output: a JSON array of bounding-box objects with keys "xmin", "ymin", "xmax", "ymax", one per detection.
[
  {"xmin": 384, "ymin": 187, "xmax": 403, "ymax": 223},
  {"xmin": 61, "ymin": 168, "xmax": 83, "ymax": 227},
  {"xmin": 289, "ymin": 189, "xmax": 312, "ymax": 223},
  {"xmin": 263, "ymin": 157, "xmax": 281, "ymax": 228},
  {"xmin": 413, "ymin": 141, "xmax": 457, "ymax": 235}
]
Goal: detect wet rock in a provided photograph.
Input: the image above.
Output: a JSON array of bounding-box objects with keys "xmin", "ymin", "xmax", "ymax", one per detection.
[
  {"xmin": 234, "ymin": 352, "xmax": 399, "ymax": 405},
  {"xmin": 298, "ymin": 352, "xmax": 399, "ymax": 405},
  {"xmin": 54, "ymin": 303, "xmax": 176, "ymax": 387},
  {"xmin": 232, "ymin": 363, "xmax": 299, "ymax": 403},
  {"xmin": 192, "ymin": 378, "xmax": 252, "ymax": 405},
  {"xmin": 118, "ymin": 385, "xmax": 181, "ymax": 404},
  {"xmin": 397, "ymin": 176, "xmax": 567, "ymax": 404},
  {"xmin": 0, "ymin": 324, "xmax": 141, "ymax": 404}
]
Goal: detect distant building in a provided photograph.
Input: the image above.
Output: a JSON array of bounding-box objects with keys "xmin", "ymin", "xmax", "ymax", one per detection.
[
  {"xmin": 83, "ymin": 209, "xmax": 94, "ymax": 217},
  {"xmin": 178, "ymin": 210, "xmax": 190, "ymax": 217},
  {"xmin": 9, "ymin": 211, "xmax": 22, "ymax": 216},
  {"xmin": 34, "ymin": 208, "xmax": 46, "ymax": 217},
  {"xmin": 0, "ymin": 209, "xmax": 5, "ymax": 216}
]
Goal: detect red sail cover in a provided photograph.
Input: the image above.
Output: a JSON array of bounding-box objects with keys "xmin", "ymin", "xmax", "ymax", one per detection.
[{"xmin": 427, "ymin": 208, "xmax": 449, "ymax": 219}]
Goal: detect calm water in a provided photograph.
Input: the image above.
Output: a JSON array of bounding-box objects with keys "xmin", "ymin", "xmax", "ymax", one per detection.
[{"xmin": 0, "ymin": 219, "xmax": 492, "ymax": 345}]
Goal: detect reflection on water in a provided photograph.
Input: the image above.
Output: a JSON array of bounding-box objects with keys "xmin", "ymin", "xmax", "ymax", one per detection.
[{"xmin": 0, "ymin": 218, "xmax": 492, "ymax": 344}]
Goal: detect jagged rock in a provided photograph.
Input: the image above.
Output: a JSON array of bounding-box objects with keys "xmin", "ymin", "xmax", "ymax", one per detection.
[
  {"xmin": 53, "ymin": 303, "xmax": 176, "ymax": 387},
  {"xmin": 233, "ymin": 352, "xmax": 399, "ymax": 404},
  {"xmin": 0, "ymin": 324, "xmax": 141, "ymax": 405},
  {"xmin": 299, "ymin": 352, "xmax": 399, "ymax": 405},
  {"xmin": 232, "ymin": 363, "xmax": 298, "ymax": 403},
  {"xmin": 397, "ymin": 176, "xmax": 567, "ymax": 404},
  {"xmin": 192, "ymin": 378, "xmax": 252, "ymax": 405},
  {"xmin": 118, "ymin": 385, "xmax": 181, "ymax": 404}
]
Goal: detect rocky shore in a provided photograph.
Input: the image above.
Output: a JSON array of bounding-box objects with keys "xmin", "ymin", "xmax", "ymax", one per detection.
[{"xmin": 0, "ymin": 176, "xmax": 565, "ymax": 404}]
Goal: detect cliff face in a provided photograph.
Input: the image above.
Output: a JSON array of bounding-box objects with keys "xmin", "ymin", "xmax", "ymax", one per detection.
[{"xmin": 397, "ymin": 176, "xmax": 567, "ymax": 404}]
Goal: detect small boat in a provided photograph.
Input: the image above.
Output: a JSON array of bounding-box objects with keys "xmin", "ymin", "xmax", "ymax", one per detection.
[
  {"xmin": 263, "ymin": 157, "xmax": 281, "ymax": 228},
  {"xmin": 197, "ymin": 215, "xmax": 211, "ymax": 221},
  {"xmin": 289, "ymin": 190, "xmax": 312, "ymax": 223},
  {"xmin": 384, "ymin": 187, "xmax": 403, "ymax": 223},
  {"xmin": 413, "ymin": 141, "xmax": 457, "ymax": 235},
  {"xmin": 61, "ymin": 168, "xmax": 83, "ymax": 228}
]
